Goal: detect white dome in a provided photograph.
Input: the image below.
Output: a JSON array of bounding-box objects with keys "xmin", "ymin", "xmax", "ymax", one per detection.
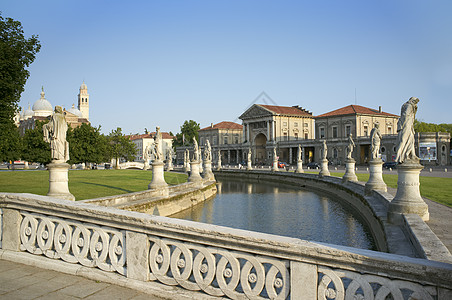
[
  {"xmin": 24, "ymin": 104, "xmax": 34, "ymax": 119},
  {"xmin": 68, "ymin": 104, "xmax": 83, "ymax": 117},
  {"xmin": 32, "ymin": 88, "xmax": 53, "ymax": 116}
]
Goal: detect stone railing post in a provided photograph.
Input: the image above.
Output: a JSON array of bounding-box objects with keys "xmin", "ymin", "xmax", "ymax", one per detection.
[
  {"xmin": 1, "ymin": 208, "xmax": 22, "ymax": 251},
  {"xmin": 342, "ymin": 158, "xmax": 357, "ymax": 182},
  {"xmin": 290, "ymin": 261, "xmax": 317, "ymax": 299},
  {"xmin": 126, "ymin": 231, "xmax": 149, "ymax": 281}
]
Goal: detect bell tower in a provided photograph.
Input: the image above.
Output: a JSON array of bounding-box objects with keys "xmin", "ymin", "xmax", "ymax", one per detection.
[{"xmin": 78, "ymin": 81, "xmax": 89, "ymax": 120}]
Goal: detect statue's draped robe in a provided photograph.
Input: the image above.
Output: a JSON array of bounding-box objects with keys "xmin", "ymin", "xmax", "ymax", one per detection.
[
  {"xmin": 43, "ymin": 112, "xmax": 69, "ymax": 162},
  {"xmin": 396, "ymin": 102, "xmax": 416, "ymax": 163},
  {"xmin": 370, "ymin": 128, "xmax": 382, "ymax": 160}
]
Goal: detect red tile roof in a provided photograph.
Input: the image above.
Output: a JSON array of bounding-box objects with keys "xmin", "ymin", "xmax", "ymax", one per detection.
[
  {"xmin": 129, "ymin": 132, "xmax": 175, "ymax": 140},
  {"xmin": 315, "ymin": 105, "xmax": 398, "ymax": 118},
  {"xmin": 259, "ymin": 105, "xmax": 313, "ymax": 117},
  {"xmin": 199, "ymin": 121, "xmax": 243, "ymax": 131}
]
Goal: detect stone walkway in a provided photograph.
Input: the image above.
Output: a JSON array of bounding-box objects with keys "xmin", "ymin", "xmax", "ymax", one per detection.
[{"xmin": 0, "ymin": 259, "xmax": 166, "ymax": 300}]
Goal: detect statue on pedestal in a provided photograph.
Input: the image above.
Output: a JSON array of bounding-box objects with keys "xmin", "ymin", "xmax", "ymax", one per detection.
[
  {"xmin": 43, "ymin": 106, "xmax": 69, "ymax": 162},
  {"xmin": 193, "ymin": 137, "xmax": 199, "ymax": 161},
  {"xmin": 247, "ymin": 148, "xmax": 252, "ymax": 163},
  {"xmin": 370, "ymin": 124, "xmax": 382, "ymax": 160},
  {"xmin": 346, "ymin": 134, "xmax": 355, "ymax": 159},
  {"xmin": 321, "ymin": 140, "xmax": 328, "ymax": 160},
  {"xmin": 273, "ymin": 147, "xmax": 277, "ymax": 161},
  {"xmin": 153, "ymin": 126, "xmax": 163, "ymax": 162},
  {"xmin": 297, "ymin": 144, "xmax": 302, "ymax": 161},
  {"xmin": 396, "ymin": 97, "xmax": 420, "ymax": 163},
  {"xmin": 204, "ymin": 140, "xmax": 212, "ymax": 161}
]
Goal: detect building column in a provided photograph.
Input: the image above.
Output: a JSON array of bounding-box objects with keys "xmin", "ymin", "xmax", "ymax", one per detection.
[
  {"xmin": 228, "ymin": 150, "xmax": 231, "ymax": 164},
  {"xmin": 267, "ymin": 121, "xmax": 271, "ymax": 141},
  {"xmin": 236, "ymin": 150, "xmax": 239, "ymax": 164},
  {"xmin": 289, "ymin": 148, "xmax": 293, "ymax": 164}
]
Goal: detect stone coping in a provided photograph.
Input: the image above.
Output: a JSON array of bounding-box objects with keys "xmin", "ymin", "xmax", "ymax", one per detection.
[{"xmin": 1, "ymin": 192, "xmax": 452, "ymax": 289}]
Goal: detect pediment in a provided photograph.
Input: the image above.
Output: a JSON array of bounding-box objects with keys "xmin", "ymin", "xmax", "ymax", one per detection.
[{"xmin": 239, "ymin": 105, "xmax": 273, "ymax": 120}]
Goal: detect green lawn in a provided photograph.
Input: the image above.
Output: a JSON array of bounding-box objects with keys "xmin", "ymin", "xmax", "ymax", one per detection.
[
  {"xmin": 0, "ymin": 170, "xmax": 187, "ymax": 201},
  {"xmin": 1, "ymin": 169, "xmax": 451, "ymax": 207}
]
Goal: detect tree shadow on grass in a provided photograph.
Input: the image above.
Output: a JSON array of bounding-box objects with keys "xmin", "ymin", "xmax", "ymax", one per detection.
[{"xmin": 79, "ymin": 182, "xmax": 133, "ymax": 194}]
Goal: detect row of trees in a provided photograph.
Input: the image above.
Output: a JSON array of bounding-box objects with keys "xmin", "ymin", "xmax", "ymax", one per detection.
[
  {"xmin": 19, "ymin": 122, "xmax": 136, "ymax": 166},
  {"xmin": 414, "ymin": 120, "xmax": 452, "ymax": 134}
]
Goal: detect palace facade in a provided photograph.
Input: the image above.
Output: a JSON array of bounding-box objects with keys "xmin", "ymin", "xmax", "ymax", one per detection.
[{"xmin": 176, "ymin": 103, "xmax": 451, "ymax": 166}]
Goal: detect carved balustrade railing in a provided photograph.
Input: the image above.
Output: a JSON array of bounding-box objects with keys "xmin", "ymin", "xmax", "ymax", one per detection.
[{"xmin": 1, "ymin": 193, "xmax": 452, "ymax": 299}]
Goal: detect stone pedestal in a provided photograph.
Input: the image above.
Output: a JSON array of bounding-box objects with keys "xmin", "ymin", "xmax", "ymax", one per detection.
[
  {"xmin": 148, "ymin": 161, "xmax": 168, "ymax": 189},
  {"xmin": 319, "ymin": 159, "xmax": 330, "ymax": 177},
  {"xmin": 202, "ymin": 160, "xmax": 215, "ymax": 181},
  {"xmin": 184, "ymin": 161, "xmax": 190, "ymax": 173},
  {"xmin": 272, "ymin": 160, "xmax": 278, "ymax": 172},
  {"xmin": 47, "ymin": 162, "xmax": 75, "ymax": 201},
  {"xmin": 247, "ymin": 160, "xmax": 252, "ymax": 171},
  {"xmin": 295, "ymin": 160, "xmax": 304, "ymax": 173},
  {"xmin": 143, "ymin": 161, "xmax": 149, "ymax": 171},
  {"xmin": 24, "ymin": 161, "xmax": 29, "ymax": 170},
  {"xmin": 388, "ymin": 161, "xmax": 429, "ymax": 224},
  {"xmin": 199, "ymin": 161, "xmax": 203, "ymax": 173},
  {"xmin": 365, "ymin": 159, "xmax": 387, "ymax": 195},
  {"xmin": 188, "ymin": 161, "xmax": 203, "ymax": 183},
  {"xmin": 342, "ymin": 158, "xmax": 357, "ymax": 183}
]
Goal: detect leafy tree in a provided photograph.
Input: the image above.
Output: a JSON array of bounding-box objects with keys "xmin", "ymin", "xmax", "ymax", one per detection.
[
  {"xmin": 107, "ymin": 127, "xmax": 137, "ymax": 168},
  {"xmin": 21, "ymin": 121, "xmax": 51, "ymax": 164},
  {"xmin": 67, "ymin": 123, "xmax": 109, "ymax": 165},
  {"xmin": 414, "ymin": 120, "xmax": 452, "ymax": 133},
  {"xmin": 0, "ymin": 14, "xmax": 41, "ymax": 162},
  {"xmin": 174, "ymin": 120, "xmax": 200, "ymax": 147}
]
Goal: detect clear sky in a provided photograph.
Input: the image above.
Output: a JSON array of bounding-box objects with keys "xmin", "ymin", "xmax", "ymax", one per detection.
[{"xmin": 3, "ymin": 0, "xmax": 452, "ymax": 135}]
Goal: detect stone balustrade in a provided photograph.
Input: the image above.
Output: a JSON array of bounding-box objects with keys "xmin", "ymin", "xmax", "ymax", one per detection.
[{"xmin": 1, "ymin": 192, "xmax": 452, "ymax": 299}]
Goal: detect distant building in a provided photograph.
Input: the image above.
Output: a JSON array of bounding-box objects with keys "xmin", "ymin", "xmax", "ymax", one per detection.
[
  {"xmin": 175, "ymin": 101, "xmax": 450, "ymax": 167},
  {"xmin": 314, "ymin": 105, "xmax": 399, "ymax": 164},
  {"xmin": 129, "ymin": 132, "xmax": 175, "ymax": 162},
  {"xmin": 17, "ymin": 84, "xmax": 90, "ymax": 135}
]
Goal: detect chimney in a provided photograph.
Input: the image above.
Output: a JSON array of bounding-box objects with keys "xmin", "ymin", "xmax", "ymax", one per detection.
[
  {"xmin": 211, "ymin": 123, "xmax": 213, "ymax": 128},
  {"xmin": 379, "ymin": 106, "xmax": 382, "ymax": 113}
]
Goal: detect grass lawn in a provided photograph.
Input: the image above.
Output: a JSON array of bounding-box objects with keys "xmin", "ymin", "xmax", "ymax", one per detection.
[{"xmin": 0, "ymin": 169, "xmax": 188, "ymax": 201}]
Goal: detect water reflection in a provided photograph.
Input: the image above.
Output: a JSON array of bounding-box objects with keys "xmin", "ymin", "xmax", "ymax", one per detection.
[{"xmin": 171, "ymin": 179, "xmax": 376, "ymax": 250}]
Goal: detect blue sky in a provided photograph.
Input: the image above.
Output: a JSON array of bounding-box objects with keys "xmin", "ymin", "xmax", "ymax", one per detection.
[{"xmin": 3, "ymin": 0, "xmax": 452, "ymax": 134}]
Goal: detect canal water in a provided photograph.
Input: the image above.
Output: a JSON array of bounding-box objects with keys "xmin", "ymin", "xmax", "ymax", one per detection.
[{"xmin": 171, "ymin": 179, "xmax": 376, "ymax": 250}]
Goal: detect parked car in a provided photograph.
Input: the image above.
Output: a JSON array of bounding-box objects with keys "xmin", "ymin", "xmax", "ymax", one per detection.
[
  {"xmin": 383, "ymin": 161, "xmax": 398, "ymax": 169},
  {"xmin": 278, "ymin": 161, "xmax": 288, "ymax": 168},
  {"xmin": 306, "ymin": 162, "xmax": 320, "ymax": 169}
]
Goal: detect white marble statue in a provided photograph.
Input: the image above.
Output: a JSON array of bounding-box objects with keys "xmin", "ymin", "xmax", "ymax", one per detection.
[
  {"xmin": 144, "ymin": 145, "xmax": 150, "ymax": 162},
  {"xmin": 321, "ymin": 140, "xmax": 328, "ymax": 160},
  {"xmin": 396, "ymin": 97, "xmax": 420, "ymax": 163},
  {"xmin": 153, "ymin": 126, "xmax": 163, "ymax": 162},
  {"xmin": 167, "ymin": 148, "xmax": 173, "ymax": 161},
  {"xmin": 43, "ymin": 106, "xmax": 69, "ymax": 162},
  {"xmin": 193, "ymin": 137, "xmax": 199, "ymax": 161},
  {"xmin": 273, "ymin": 147, "xmax": 277, "ymax": 161},
  {"xmin": 297, "ymin": 144, "xmax": 302, "ymax": 161},
  {"xmin": 217, "ymin": 150, "xmax": 221, "ymax": 164},
  {"xmin": 370, "ymin": 124, "xmax": 382, "ymax": 160},
  {"xmin": 346, "ymin": 134, "xmax": 355, "ymax": 159},
  {"xmin": 204, "ymin": 140, "xmax": 212, "ymax": 161},
  {"xmin": 247, "ymin": 148, "xmax": 252, "ymax": 163}
]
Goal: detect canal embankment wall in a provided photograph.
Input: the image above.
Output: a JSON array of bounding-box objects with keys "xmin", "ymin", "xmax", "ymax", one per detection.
[{"xmin": 214, "ymin": 169, "xmax": 452, "ymax": 264}]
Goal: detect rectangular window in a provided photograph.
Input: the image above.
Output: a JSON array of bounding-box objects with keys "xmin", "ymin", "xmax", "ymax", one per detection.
[
  {"xmin": 235, "ymin": 135, "xmax": 239, "ymax": 144},
  {"xmin": 294, "ymin": 132, "xmax": 298, "ymax": 140},
  {"xmin": 364, "ymin": 126, "xmax": 368, "ymax": 136},
  {"xmin": 388, "ymin": 127, "xmax": 392, "ymax": 134},
  {"xmin": 332, "ymin": 126, "xmax": 338, "ymax": 138},
  {"xmin": 223, "ymin": 136, "xmax": 228, "ymax": 144},
  {"xmin": 213, "ymin": 136, "xmax": 217, "ymax": 145},
  {"xmin": 320, "ymin": 127, "xmax": 325, "ymax": 139},
  {"xmin": 283, "ymin": 122, "xmax": 288, "ymax": 127},
  {"xmin": 294, "ymin": 122, "xmax": 298, "ymax": 127},
  {"xmin": 283, "ymin": 132, "xmax": 288, "ymax": 141},
  {"xmin": 305, "ymin": 132, "xmax": 309, "ymax": 139}
]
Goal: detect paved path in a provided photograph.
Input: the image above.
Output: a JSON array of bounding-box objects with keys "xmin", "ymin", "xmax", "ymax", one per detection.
[{"xmin": 0, "ymin": 259, "xmax": 166, "ymax": 300}]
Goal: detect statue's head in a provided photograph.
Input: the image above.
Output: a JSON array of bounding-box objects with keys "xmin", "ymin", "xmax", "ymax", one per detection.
[
  {"xmin": 375, "ymin": 123, "xmax": 380, "ymax": 128},
  {"xmin": 409, "ymin": 97, "xmax": 419, "ymax": 104},
  {"xmin": 54, "ymin": 106, "xmax": 63, "ymax": 114}
]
